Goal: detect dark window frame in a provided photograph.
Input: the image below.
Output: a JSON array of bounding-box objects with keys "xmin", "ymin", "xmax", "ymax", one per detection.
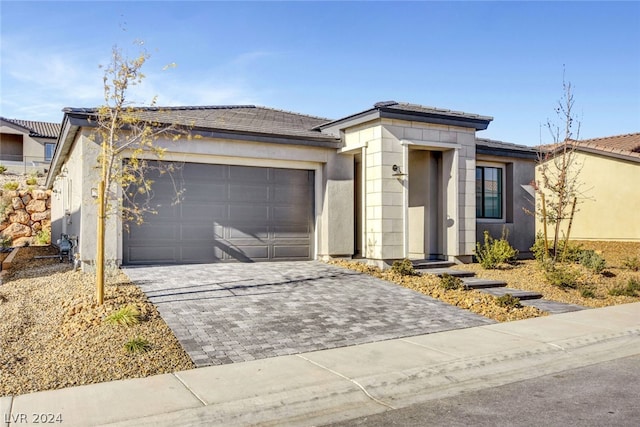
[{"xmin": 476, "ymin": 166, "xmax": 503, "ymax": 219}]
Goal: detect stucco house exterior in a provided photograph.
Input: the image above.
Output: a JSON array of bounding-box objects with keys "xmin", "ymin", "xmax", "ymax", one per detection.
[
  {"xmin": 536, "ymin": 133, "xmax": 640, "ymax": 242},
  {"xmin": 45, "ymin": 102, "xmax": 536, "ymax": 270},
  {"xmin": 0, "ymin": 117, "xmax": 60, "ymax": 174}
]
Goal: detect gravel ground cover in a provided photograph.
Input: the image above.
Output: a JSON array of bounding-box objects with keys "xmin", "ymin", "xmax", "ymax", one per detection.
[
  {"xmin": 329, "ymin": 260, "xmax": 545, "ymax": 322},
  {"xmin": 453, "ymin": 241, "xmax": 640, "ymax": 308},
  {"xmin": 0, "ymin": 246, "xmax": 194, "ymax": 397}
]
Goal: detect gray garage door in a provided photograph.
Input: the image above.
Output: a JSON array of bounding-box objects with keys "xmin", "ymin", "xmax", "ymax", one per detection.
[{"xmin": 123, "ymin": 162, "xmax": 314, "ymax": 264}]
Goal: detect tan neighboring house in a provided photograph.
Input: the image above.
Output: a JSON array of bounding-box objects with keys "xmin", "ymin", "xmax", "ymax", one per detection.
[
  {"xmin": 537, "ymin": 133, "xmax": 640, "ymax": 242},
  {"xmin": 0, "ymin": 117, "xmax": 61, "ymax": 174},
  {"xmin": 45, "ymin": 102, "xmax": 537, "ymax": 270}
]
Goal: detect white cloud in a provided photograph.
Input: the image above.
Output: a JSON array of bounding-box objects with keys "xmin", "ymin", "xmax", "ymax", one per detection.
[{"xmin": 1, "ymin": 42, "xmax": 277, "ymax": 121}]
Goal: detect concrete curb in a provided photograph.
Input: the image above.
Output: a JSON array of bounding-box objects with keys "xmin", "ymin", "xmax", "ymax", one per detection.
[{"xmin": 2, "ymin": 303, "xmax": 639, "ymax": 427}]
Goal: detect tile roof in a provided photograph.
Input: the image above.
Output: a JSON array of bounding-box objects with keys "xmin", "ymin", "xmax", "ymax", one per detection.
[
  {"xmin": 1, "ymin": 117, "xmax": 61, "ymax": 138},
  {"xmin": 476, "ymin": 138, "xmax": 538, "ymax": 153},
  {"xmin": 317, "ymin": 101, "xmax": 493, "ymax": 131},
  {"xmin": 573, "ymin": 133, "xmax": 640, "ymax": 156},
  {"xmin": 64, "ymin": 105, "xmax": 338, "ymax": 141},
  {"xmin": 544, "ymin": 133, "xmax": 640, "ymax": 161},
  {"xmin": 382, "ymin": 101, "xmax": 494, "ymax": 122}
]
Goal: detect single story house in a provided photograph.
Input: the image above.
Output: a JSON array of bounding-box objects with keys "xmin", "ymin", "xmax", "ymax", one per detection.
[
  {"xmin": 45, "ymin": 101, "xmax": 537, "ymax": 270},
  {"xmin": 0, "ymin": 117, "xmax": 60, "ymax": 173},
  {"xmin": 536, "ymin": 133, "xmax": 640, "ymax": 242}
]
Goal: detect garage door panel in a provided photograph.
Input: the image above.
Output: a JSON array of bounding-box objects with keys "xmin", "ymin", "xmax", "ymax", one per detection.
[
  {"xmin": 123, "ymin": 162, "xmax": 314, "ymax": 265},
  {"xmin": 185, "ymin": 183, "xmax": 228, "ymax": 201},
  {"xmin": 227, "ymin": 227, "xmax": 269, "ymax": 240},
  {"xmin": 273, "ymin": 245, "xmax": 311, "ymax": 259},
  {"xmin": 181, "ymin": 224, "xmax": 215, "ymax": 241},
  {"xmin": 272, "ymin": 225, "xmax": 312, "ymax": 238},
  {"xmin": 181, "ymin": 163, "xmax": 226, "ymax": 180},
  {"xmin": 229, "ymin": 205, "xmax": 269, "ymax": 221},
  {"xmin": 182, "ymin": 203, "xmax": 228, "ymax": 221},
  {"xmin": 272, "ymin": 206, "xmax": 310, "ymax": 223},
  {"xmin": 181, "ymin": 245, "xmax": 218, "ymax": 263},
  {"xmin": 272, "ymin": 168, "xmax": 309, "ymax": 183},
  {"xmin": 127, "ymin": 246, "xmax": 177, "ymax": 263},
  {"xmin": 229, "ymin": 184, "xmax": 269, "ymax": 202},
  {"xmin": 128, "ymin": 223, "xmax": 178, "ymax": 240},
  {"xmin": 230, "ymin": 166, "xmax": 268, "ymax": 181}
]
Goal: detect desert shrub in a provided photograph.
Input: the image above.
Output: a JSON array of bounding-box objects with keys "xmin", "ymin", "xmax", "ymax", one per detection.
[
  {"xmin": 495, "ymin": 293, "xmax": 522, "ymax": 309},
  {"xmin": 35, "ymin": 229, "xmax": 50, "ymax": 245},
  {"xmin": 530, "ymin": 233, "xmax": 548, "ymax": 262},
  {"xmin": 124, "ymin": 337, "xmax": 151, "ymax": 353},
  {"xmin": 439, "ymin": 273, "xmax": 466, "ymax": 290},
  {"xmin": 577, "ymin": 250, "xmax": 606, "ymax": 274},
  {"xmin": 556, "ymin": 240, "xmax": 584, "ymax": 262},
  {"xmin": 3, "ymin": 181, "xmax": 18, "ymax": 191},
  {"xmin": 622, "ymin": 256, "xmax": 640, "ymax": 272},
  {"xmin": 475, "ymin": 230, "xmax": 518, "ymax": 269},
  {"xmin": 0, "ymin": 236, "xmax": 11, "ymax": 249},
  {"xmin": 391, "ymin": 258, "xmax": 416, "ymax": 276},
  {"xmin": 544, "ymin": 264, "xmax": 580, "ymax": 289},
  {"xmin": 105, "ymin": 305, "xmax": 140, "ymax": 326},
  {"xmin": 608, "ymin": 278, "xmax": 640, "ymax": 297},
  {"xmin": 0, "ymin": 165, "xmax": 6, "ymax": 174},
  {"xmin": 580, "ymin": 288, "xmax": 597, "ymax": 299},
  {"xmin": 26, "ymin": 175, "xmax": 37, "ymax": 185}
]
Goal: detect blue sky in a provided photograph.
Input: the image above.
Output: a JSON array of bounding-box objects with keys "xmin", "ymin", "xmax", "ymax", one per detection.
[{"xmin": 1, "ymin": 1, "xmax": 638, "ymax": 145}]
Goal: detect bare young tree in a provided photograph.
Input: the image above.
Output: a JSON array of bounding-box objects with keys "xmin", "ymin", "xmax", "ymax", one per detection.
[
  {"xmin": 535, "ymin": 73, "xmax": 585, "ymax": 262},
  {"xmin": 90, "ymin": 43, "xmax": 186, "ymax": 304}
]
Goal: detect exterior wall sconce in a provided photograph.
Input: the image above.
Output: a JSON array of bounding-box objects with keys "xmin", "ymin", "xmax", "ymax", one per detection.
[
  {"xmin": 91, "ymin": 188, "xmax": 99, "ymax": 199},
  {"xmin": 392, "ymin": 164, "xmax": 407, "ymax": 177},
  {"xmin": 60, "ymin": 166, "xmax": 69, "ymax": 177}
]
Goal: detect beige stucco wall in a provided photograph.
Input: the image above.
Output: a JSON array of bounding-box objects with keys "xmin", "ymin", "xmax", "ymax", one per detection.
[
  {"xmin": 53, "ymin": 130, "xmax": 354, "ymax": 269},
  {"xmin": 536, "ymin": 151, "xmax": 640, "ymax": 241},
  {"xmin": 0, "ymin": 124, "xmax": 51, "ymax": 174}
]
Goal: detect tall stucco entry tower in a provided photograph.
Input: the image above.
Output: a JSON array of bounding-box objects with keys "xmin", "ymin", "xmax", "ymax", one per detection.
[{"xmin": 319, "ymin": 102, "xmax": 493, "ymax": 266}]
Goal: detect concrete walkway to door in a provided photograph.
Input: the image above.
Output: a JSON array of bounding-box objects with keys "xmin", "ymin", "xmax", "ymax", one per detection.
[{"xmin": 123, "ymin": 262, "xmax": 494, "ymax": 367}]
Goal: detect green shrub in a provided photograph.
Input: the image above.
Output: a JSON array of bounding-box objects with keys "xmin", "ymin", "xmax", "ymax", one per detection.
[
  {"xmin": 105, "ymin": 305, "xmax": 141, "ymax": 326},
  {"xmin": 578, "ymin": 250, "xmax": 606, "ymax": 274},
  {"xmin": 475, "ymin": 230, "xmax": 518, "ymax": 269},
  {"xmin": 35, "ymin": 229, "xmax": 50, "ymax": 245},
  {"xmin": 530, "ymin": 233, "xmax": 548, "ymax": 262},
  {"xmin": 26, "ymin": 175, "xmax": 37, "ymax": 186},
  {"xmin": 557, "ymin": 240, "xmax": 584, "ymax": 262},
  {"xmin": 124, "ymin": 337, "xmax": 151, "ymax": 353},
  {"xmin": 608, "ymin": 278, "xmax": 640, "ymax": 297},
  {"xmin": 0, "ymin": 165, "xmax": 6, "ymax": 174},
  {"xmin": 545, "ymin": 264, "xmax": 580, "ymax": 289},
  {"xmin": 391, "ymin": 258, "xmax": 416, "ymax": 276},
  {"xmin": 580, "ymin": 288, "xmax": 597, "ymax": 299},
  {"xmin": 495, "ymin": 293, "xmax": 522, "ymax": 309},
  {"xmin": 622, "ymin": 256, "xmax": 640, "ymax": 272},
  {"xmin": 0, "ymin": 236, "xmax": 11, "ymax": 249},
  {"xmin": 3, "ymin": 181, "xmax": 18, "ymax": 191},
  {"xmin": 439, "ymin": 273, "xmax": 466, "ymax": 290}
]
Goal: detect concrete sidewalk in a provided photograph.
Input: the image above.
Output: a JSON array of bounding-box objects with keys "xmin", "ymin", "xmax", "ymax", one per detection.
[{"xmin": 2, "ymin": 303, "xmax": 639, "ymax": 427}]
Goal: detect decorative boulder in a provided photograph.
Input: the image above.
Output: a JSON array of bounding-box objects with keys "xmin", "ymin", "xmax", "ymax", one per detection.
[
  {"xmin": 25, "ymin": 199, "xmax": 46, "ymax": 213},
  {"xmin": 1, "ymin": 222, "xmax": 31, "ymax": 240}
]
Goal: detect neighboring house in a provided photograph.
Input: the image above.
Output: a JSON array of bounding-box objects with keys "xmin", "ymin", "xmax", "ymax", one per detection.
[
  {"xmin": 45, "ymin": 102, "xmax": 536, "ymax": 270},
  {"xmin": 536, "ymin": 133, "xmax": 640, "ymax": 242},
  {"xmin": 0, "ymin": 117, "xmax": 61, "ymax": 174}
]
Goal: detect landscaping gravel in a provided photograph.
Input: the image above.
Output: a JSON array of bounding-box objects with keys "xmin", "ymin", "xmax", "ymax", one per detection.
[{"xmin": 0, "ymin": 247, "xmax": 194, "ymax": 397}]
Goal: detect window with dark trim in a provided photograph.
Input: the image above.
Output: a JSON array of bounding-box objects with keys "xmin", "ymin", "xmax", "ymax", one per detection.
[
  {"xmin": 476, "ymin": 166, "xmax": 503, "ymax": 219},
  {"xmin": 45, "ymin": 143, "xmax": 55, "ymax": 161}
]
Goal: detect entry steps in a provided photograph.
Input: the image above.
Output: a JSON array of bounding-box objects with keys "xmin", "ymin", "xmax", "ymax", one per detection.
[{"xmin": 411, "ymin": 260, "xmax": 586, "ymax": 315}]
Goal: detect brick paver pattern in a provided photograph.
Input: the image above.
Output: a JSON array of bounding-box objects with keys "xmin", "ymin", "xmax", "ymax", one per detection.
[{"xmin": 124, "ymin": 262, "xmax": 495, "ymax": 367}]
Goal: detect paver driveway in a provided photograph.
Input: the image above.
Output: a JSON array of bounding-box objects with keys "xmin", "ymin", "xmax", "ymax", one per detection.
[{"xmin": 123, "ymin": 262, "xmax": 495, "ymax": 367}]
